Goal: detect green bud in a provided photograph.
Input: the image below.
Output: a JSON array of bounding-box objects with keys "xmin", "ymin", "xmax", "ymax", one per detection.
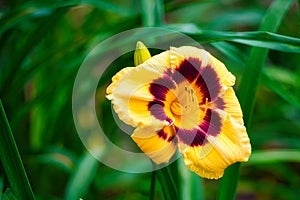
[{"xmin": 134, "ymin": 41, "xmax": 151, "ymax": 66}]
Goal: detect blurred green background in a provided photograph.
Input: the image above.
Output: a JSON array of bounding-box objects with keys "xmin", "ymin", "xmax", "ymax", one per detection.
[{"xmin": 0, "ymin": 0, "xmax": 300, "ymax": 199}]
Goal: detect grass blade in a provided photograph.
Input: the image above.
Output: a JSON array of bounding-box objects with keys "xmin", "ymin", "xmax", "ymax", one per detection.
[
  {"xmin": 141, "ymin": 0, "xmax": 164, "ymax": 26},
  {"xmin": 1, "ymin": 188, "xmax": 18, "ymax": 200},
  {"xmin": 149, "ymin": 171, "xmax": 156, "ymax": 200},
  {"xmin": 261, "ymin": 73, "xmax": 300, "ymax": 111},
  {"xmin": 156, "ymin": 165, "xmax": 180, "ymax": 200},
  {"xmin": 165, "ymin": 24, "xmax": 300, "ymax": 52},
  {"xmin": 212, "ymin": 41, "xmax": 246, "ymax": 63},
  {"xmin": 65, "ymin": 151, "xmax": 99, "ymax": 200},
  {"xmin": 217, "ymin": 1, "xmax": 295, "ymax": 200},
  {"xmin": 0, "ymin": 100, "xmax": 35, "ymax": 200},
  {"xmin": 0, "ymin": 8, "xmax": 67, "ymax": 95},
  {"xmin": 179, "ymin": 159, "xmax": 204, "ymax": 200},
  {"xmin": 247, "ymin": 150, "xmax": 300, "ymax": 165},
  {"xmin": 0, "ymin": 0, "xmax": 133, "ymax": 34}
]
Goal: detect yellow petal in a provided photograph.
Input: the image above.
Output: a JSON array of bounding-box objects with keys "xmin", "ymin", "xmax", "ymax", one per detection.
[
  {"xmin": 134, "ymin": 41, "xmax": 151, "ymax": 66},
  {"xmin": 178, "ymin": 112, "xmax": 251, "ymax": 179},
  {"xmin": 106, "ymin": 67, "xmax": 134, "ymax": 99},
  {"xmin": 131, "ymin": 125, "xmax": 177, "ymax": 164},
  {"xmin": 170, "ymin": 46, "xmax": 235, "ymax": 90},
  {"xmin": 222, "ymin": 87, "xmax": 244, "ymax": 125},
  {"xmin": 106, "ymin": 51, "xmax": 171, "ymax": 128}
]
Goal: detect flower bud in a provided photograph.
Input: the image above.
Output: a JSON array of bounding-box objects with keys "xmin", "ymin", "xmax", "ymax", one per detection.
[{"xmin": 134, "ymin": 41, "xmax": 151, "ymax": 66}]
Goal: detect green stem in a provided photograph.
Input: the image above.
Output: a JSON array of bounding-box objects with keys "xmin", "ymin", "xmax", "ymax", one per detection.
[
  {"xmin": 168, "ymin": 159, "xmax": 180, "ymax": 196},
  {"xmin": 217, "ymin": 1, "xmax": 295, "ymax": 200},
  {"xmin": 149, "ymin": 171, "xmax": 156, "ymax": 200},
  {"xmin": 0, "ymin": 99, "xmax": 35, "ymax": 200},
  {"xmin": 156, "ymin": 165, "xmax": 180, "ymax": 200},
  {"xmin": 179, "ymin": 159, "xmax": 204, "ymax": 200}
]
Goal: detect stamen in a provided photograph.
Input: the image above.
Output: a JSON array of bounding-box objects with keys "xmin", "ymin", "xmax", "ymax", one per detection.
[
  {"xmin": 184, "ymin": 85, "xmax": 198, "ymax": 113},
  {"xmin": 199, "ymin": 98, "xmax": 209, "ymax": 109},
  {"xmin": 204, "ymin": 98, "xmax": 209, "ymax": 113},
  {"xmin": 191, "ymin": 88, "xmax": 195, "ymax": 102},
  {"xmin": 171, "ymin": 85, "xmax": 199, "ymax": 116}
]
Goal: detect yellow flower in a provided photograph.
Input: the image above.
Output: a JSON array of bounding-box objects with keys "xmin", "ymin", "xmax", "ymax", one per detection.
[{"xmin": 106, "ymin": 42, "xmax": 251, "ymax": 179}]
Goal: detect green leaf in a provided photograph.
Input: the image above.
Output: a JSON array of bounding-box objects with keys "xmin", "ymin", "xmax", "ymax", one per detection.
[
  {"xmin": 149, "ymin": 171, "xmax": 156, "ymax": 200},
  {"xmin": 0, "ymin": 8, "xmax": 67, "ymax": 94},
  {"xmin": 0, "ymin": 0, "xmax": 134, "ymax": 34},
  {"xmin": 65, "ymin": 151, "xmax": 100, "ymax": 200},
  {"xmin": 165, "ymin": 24, "xmax": 300, "ymax": 52},
  {"xmin": 32, "ymin": 147, "xmax": 77, "ymax": 173},
  {"xmin": 211, "ymin": 41, "xmax": 246, "ymax": 65},
  {"xmin": 261, "ymin": 73, "xmax": 300, "ymax": 111},
  {"xmin": 0, "ymin": 176, "xmax": 3, "ymax": 195},
  {"xmin": 1, "ymin": 188, "xmax": 18, "ymax": 200},
  {"xmin": 247, "ymin": 150, "xmax": 300, "ymax": 165},
  {"xmin": 141, "ymin": 0, "xmax": 164, "ymax": 26},
  {"xmin": 0, "ymin": 100, "xmax": 35, "ymax": 200},
  {"xmin": 179, "ymin": 159, "xmax": 204, "ymax": 200},
  {"xmin": 156, "ymin": 165, "xmax": 180, "ymax": 200}
]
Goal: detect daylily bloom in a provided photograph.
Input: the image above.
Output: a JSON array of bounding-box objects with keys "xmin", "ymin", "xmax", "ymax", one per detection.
[{"xmin": 106, "ymin": 42, "xmax": 251, "ymax": 179}]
